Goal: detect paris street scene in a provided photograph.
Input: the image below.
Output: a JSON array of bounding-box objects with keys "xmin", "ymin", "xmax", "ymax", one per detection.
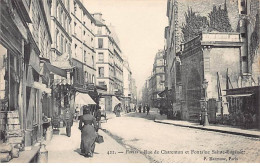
[{"xmin": 0, "ymin": 0, "xmax": 260, "ymax": 163}]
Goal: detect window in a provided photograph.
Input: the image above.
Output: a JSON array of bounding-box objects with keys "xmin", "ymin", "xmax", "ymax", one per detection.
[
  {"xmin": 67, "ymin": 19, "xmax": 70, "ymax": 33},
  {"xmin": 0, "ymin": 45, "xmax": 7, "ymax": 101},
  {"xmin": 74, "ymin": 22, "xmax": 77, "ymax": 35},
  {"xmin": 98, "ymin": 38, "xmax": 103, "ymax": 48},
  {"xmin": 74, "ymin": 1, "xmax": 77, "ymax": 14},
  {"xmin": 98, "ymin": 81, "xmax": 105, "ymax": 86},
  {"xmin": 65, "ymin": 16, "xmax": 67, "ymax": 31},
  {"xmin": 88, "ymin": 73, "xmax": 91, "ymax": 83},
  {"xmin": 68, "ymin": 43, "xmax": 71, "ymax": 56},
  {"xmin": 98, "ymin": 52, "xmax": 104, "ymax": 62},
  {"xmin": 58, "ymin": 7, "xmax": 61, "ymax": 22},
  {"xmin": 61, "ymin": 9, "xmax": 63, "ymax": 25},
  {"xmin": 74, "ymin": 44, "xmax": 77, "ymax": 57},
  {"xmin": 98, "ymin": 27, "xmax": 102, "ymax": 35},
  {"xmin": 92, "ymin": 75, "xmax": 95, "ymax": 84},
  {"xmin": 56, "ymin": 29, "xmax": 59, "ymax": 49},
  {"xmin": 92, "ymin": 56, "xmax": 94, "ymax": 67},
  {"xmin": 60, "ymin": 35, "xmax": 64, "ymax": 53},
  {"xmin": 85, "ymin": 71, "xmax": 88, "ymax": 83},
  {"xmin": 98, "ymin": 67, "xmax": 104, "ymax": 77},
  {"xmin": 84, "ymin": 50, "xmax": 86, "ymax": 62},
  {"xmin": 65, "ymin": 40, "xmax": 67, "ymax": 53}
]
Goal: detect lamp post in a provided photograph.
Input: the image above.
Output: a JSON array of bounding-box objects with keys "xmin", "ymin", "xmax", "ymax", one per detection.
[{"xmin": 202, "ymin": 79, "xmax": 209, "ymax": 126}]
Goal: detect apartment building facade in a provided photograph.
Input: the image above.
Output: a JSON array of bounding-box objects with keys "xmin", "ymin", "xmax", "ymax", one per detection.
[{"xmin": 70, "ymin": 0, "xmax": 96, "ymax": 88}]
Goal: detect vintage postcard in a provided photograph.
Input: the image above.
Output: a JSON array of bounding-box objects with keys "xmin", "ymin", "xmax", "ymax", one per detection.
[{"xmin": 0, "ymin": 0, "xmax": 259, "ymax": 164}]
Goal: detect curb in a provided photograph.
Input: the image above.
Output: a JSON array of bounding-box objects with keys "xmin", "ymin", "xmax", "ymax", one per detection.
[{"xmin": 154, "ymin": 119, "xmax": 260, "ymax": 138}]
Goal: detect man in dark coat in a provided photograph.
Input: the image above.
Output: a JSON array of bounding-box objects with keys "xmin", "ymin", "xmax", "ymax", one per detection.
[
  {"xmin": 138, "ymin": 105, "xmax": 142, "ymax": 113},
  {"xmin": 94, "ymin": 106, "xmax": 102, "ymax": 131},
  {"xmin": 64, "ymin": 108, "xmax": 73, "ymax": 137},
  {"xmin": 146, "ymin": 104, "xmax": 150, "ymax": 115}
]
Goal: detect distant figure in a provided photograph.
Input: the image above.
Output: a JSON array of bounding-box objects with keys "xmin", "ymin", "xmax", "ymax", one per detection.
[
  {"xmin": 94, "ymin": 106, "xmax": 102, "ymax": 130},
  {"xmin": 115, "ymin": 103, "xmax": 122, "ymax": 117},
  {"xmin": 138, "ymin": 105, "xmax": 142, "ymax": 113},
  {"xmin": 64, "ymin": 109, "xmax": 73, "ymax": 137},
  {"xmin": 146, "ymin": 104, "xmax": 150, "ymax": 115},
  {"xmin": 79, "ymin": 106, "xmax": 98, "ymax": 157},
  {"xmin": 75, "ymin": 106, "xmax": 80, "ymax": 121},
  {"xmin": 143, "ymin": 105, "xmax": 146, "ymax": 113}
]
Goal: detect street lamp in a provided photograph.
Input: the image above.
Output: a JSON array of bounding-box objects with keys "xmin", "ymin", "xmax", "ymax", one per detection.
[{"xmin": 201, "ymin": 79, "xmax": 209, "ymax": 126}]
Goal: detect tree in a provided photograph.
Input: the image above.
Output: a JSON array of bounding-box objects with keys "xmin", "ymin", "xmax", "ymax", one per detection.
[
  {"xmin": 208, "ymin": 0, "xmax": 233, "ymax": 32},
  {"xmin": 181, "ymin": 7, "xmax": 209, "ymax": 42}
]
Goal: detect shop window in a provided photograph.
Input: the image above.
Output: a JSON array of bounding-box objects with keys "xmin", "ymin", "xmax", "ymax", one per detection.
[{"xmin": 0, "ymin": 45, "xmax": 7, "ymax": 106}]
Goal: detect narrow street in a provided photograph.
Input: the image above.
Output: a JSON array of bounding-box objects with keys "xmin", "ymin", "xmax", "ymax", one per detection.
[
  {"xmin": 46, "ymin": 120, "xmax": 149, "ymax": 163},
  {"xmin": 100, "ymin": 108, "xmax": 260, "ymax": 163}
]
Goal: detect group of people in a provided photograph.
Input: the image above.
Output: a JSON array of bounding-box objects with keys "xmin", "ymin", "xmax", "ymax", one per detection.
[{"xmin": 138, "ymin": 104, "xmax": 150, "ymax": 115}]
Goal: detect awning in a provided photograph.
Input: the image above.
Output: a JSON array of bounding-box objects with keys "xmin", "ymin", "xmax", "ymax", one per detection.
[
  {"xmin": 112, "ymin": 96, "xmax": 121, "ymax": 110},
  {"xmin": 224, "ymin": 94, "xmax": 253, "ymax": 98},
  {"xmin": 33, "ymin": 82, "xmax": 51, "ymax": 94},
  {"xmin": 52, "ymin": 61, "xmax": 74, "ymax": 70},
  {"xmin": 75, "ymin": 92, "xmax": 96, "ymax": 105},
  {"xmin": 45, "ymin": 63, "xmax": 67, "ymax": 78}
]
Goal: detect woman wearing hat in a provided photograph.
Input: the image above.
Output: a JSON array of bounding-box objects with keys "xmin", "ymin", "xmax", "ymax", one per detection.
[{"xmin": 79, "ymin": 106, "xmax": 98, "ymax": 157}]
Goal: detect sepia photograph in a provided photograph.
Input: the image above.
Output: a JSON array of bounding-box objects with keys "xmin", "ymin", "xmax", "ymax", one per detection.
[{"xmin": 0, "ymin": 0, "xmax": 260, "ymax": 164}]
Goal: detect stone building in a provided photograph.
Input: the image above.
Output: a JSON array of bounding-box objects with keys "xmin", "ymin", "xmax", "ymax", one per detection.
[
  {"xmin": 122, "ymin": 58, "xmax": 132, "ymax": 110},
  {"xmin": 150, "ymin": 50, "xmax": 166, "ymax": 107},
  {"xmin": 0, "ymin": 0, "xmax": 53, "ymax": 158},
  {"xmin": 50, "ymin": 0, "xmax": 75, "ymax": 119},
  {"xmin": 164, "ymin": 0, "xmax": 260, "ymax": 117},
  {"xmin": 93, "ymin": 13, "xmax": 124, "ymax": 112},
  {"xmin": 131, "ymin": 78, "xmax": 138, "ymax": 106},
  {"xmin": 70, "ymin": 0, "xmax": 96, "ymax": 88},
  {"xmin": 179, "ymin": 32, "xmax": 243, "ymax": 122}
]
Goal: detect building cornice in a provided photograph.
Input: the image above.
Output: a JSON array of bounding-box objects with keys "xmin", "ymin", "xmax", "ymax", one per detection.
[{"xmin": 83, "ymin": 63, "xmax": 96, "ymax": 71}]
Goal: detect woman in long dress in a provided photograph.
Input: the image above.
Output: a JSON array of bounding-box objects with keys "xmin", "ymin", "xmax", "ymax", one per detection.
[{"xmin": 79, "ymin": 106, "xmax": 98, "ymax": 157}]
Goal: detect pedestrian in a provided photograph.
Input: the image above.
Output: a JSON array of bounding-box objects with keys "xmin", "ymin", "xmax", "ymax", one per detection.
[
  {"xmin": 75, "ymin": 106, "xmax": 80, "ymax": 121},
  {"xmin": 143, "ymin": 105, "xmax": 146, "ymax": 113},
  {"xmin": 146, "ymin": 104, "xmax": 150, "ymax": 115},
  {"xmin": 64, "ymin": 108, "xmax": 73, "ymax": 137},
  {"xmin": 116, "ymin": 103, "xmax": 122, "ymax": 117},
  {"xmin": 79, "ymin": 106, "xmax": 98, "ymax": 157},
  {"xmin": 138, "ymin": 105, "xmax": 141, "ymax": 113},
  {"xmin": 94, "ymin": 106, "xmax": 102, "ymax": 130}
]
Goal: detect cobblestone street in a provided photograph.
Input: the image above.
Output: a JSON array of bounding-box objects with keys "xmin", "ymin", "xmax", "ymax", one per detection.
[
  {"xmin": 46, "ymin": 121, "xmax": 149, "ymax": 163},
  {"xmin": 101, "ymin": 109, "xmax": 260, "ymax": 163}
]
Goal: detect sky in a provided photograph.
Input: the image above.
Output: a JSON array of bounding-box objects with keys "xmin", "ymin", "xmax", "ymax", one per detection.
[{"xmin": 83, "ymin": 0, "xmax": 168, "ymax": 94}]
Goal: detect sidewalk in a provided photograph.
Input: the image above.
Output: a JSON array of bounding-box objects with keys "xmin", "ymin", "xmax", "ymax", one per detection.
[
  {"xmin": 154, "ymin": 119, "xmax": 260, "ymax": 138},
  {"xmin": 46, "ymin": 121, "xmax": 149, "ymax": 163}
]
